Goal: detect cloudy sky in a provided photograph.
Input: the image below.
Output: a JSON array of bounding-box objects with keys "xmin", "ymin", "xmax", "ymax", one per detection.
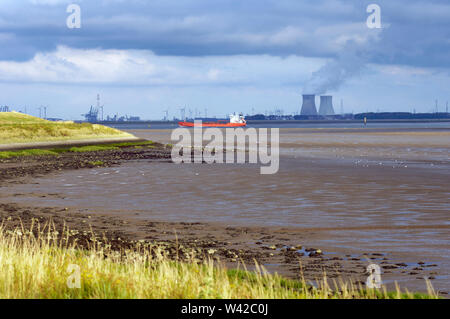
[{"xmin": 0, "ymin": 0, "xmax": 449, "ymax": 119}]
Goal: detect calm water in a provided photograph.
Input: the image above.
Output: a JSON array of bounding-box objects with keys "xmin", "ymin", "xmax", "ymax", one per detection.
[{"xmin": 105, "ymin": 121, "xmax": 450, "ymax": 130}]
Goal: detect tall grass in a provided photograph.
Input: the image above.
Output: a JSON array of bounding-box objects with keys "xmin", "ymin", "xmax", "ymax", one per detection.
[
  {"xmin": 0, "ymin": 113, "xmax": 133, "ymax": 144},
  {"xmin": 0, "ymin": 223, "xmax": 438, "ymax": 299}
]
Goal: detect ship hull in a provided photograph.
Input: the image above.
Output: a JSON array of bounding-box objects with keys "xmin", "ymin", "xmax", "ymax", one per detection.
[{"xmin": 178, "ymin": 121, "xmax": 246, "ymax": 127}]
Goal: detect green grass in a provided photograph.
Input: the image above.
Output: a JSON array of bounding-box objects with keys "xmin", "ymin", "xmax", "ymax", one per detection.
[
  {"xmin": 0, "ymin": 112, "xmax": 133, "ymax": 145},
  {"xmin": 66, "ymin": 141, "xmax": 157, "ymax": 152},
  {"xmin": 88, "ymin": 161, "xmax": 105, "ymax": 166},
  {"xmin": 64, "ymin": 141, "xmax": 158, "ymax": 153},
  {"xmin": 0, "ymin": 224, "xmax": 439, "ymax": 299},
  {"xmin": 0, "ymin": 141, "xmax": 158, "ymax": 159},
  {"xmin": 68, "ymin": 145, "xmax": 119, "ymax": 153},
  {"xmin": 0, "ymin": 146, "xmax": 117, "ymax": 159},
  {"xmin": 0, "ymin": 149, "xmax": 58, "ymax": 159},
  {"xmin": 107, "ymin": 141, "xmax": 155, "ymax": 147}
]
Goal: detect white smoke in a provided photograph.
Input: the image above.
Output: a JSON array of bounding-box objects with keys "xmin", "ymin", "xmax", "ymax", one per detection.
[{"xmin": 303, "ymin": 38, "xmax": 380, "ymax": 95}]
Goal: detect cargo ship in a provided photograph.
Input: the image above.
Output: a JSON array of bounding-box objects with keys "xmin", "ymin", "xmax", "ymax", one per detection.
[{"xmin": 178, "ymin": 113, "xmax": 246, "ymax": 127}]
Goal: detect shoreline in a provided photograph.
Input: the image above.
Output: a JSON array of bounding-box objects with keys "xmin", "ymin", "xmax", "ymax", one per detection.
[
  {"xmin": 2, "ymin": 202, "xmax": 435, "ymax": 299},
  {"xmin": 95, "ymin": 119, "xmax": 450, "ymax": 125},
  {"xmin": 0, "ymin": 136, "xmax": 142, "ymax": 151},
  {"xmin": 0, "ymin": 143, "xmax": 446, "ymax": 295}
]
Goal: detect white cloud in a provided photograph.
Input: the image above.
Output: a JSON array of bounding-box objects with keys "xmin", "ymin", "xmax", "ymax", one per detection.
[
  {"xmin": 0, "ymin": 46, "xmax": 323, "ymax": 86},
  {"xmin": 0, "ymin": 47, "xmax": 448, "ymax": 118}
]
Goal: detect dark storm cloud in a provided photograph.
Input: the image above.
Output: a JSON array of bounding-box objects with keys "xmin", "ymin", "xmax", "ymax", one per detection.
[{"xmin": 0, "ymin": 0, "xmax": 449, "ymax": 68}]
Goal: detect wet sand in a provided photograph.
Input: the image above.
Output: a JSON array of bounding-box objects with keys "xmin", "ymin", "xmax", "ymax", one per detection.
[{"xmin": 0, "ymin": 128, "xmax": 449, "ymax": 294}]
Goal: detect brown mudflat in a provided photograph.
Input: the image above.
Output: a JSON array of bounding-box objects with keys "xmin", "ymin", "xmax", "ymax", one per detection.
[
  {"xmin": 0, "ymin": 140, "xmax": 448, "ymax": 294},
  {"xmin": 1, "ymin": 201, "xmax": 441, "ymax": 293}
]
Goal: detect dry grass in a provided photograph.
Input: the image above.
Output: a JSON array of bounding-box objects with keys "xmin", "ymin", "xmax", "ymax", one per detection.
[
  {"xmin": 0, "ymin": 112, "xmax": 133, "ymax": 144},
  {"xmin": 0, "ymin": 112, "xmax": 49, "ymax": 124},
  {"xmin": 0, "ymin": 223, "xmax": 438, "ymax": 299}
]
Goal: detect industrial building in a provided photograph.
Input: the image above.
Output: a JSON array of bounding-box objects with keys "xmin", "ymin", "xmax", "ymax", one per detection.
[
  {"xmin": 300, "ymin": 94, "xmax": 318, "ymax": 116},
  {"xmin": 319, "ymin": 95, "xmax": 335, "ymax": 115},
  {"xmin": 300, "ymin": 94, "xmax": 335, "ymax": 116}
]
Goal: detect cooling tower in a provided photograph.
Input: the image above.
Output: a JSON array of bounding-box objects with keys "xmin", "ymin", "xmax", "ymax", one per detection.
[
  {"xmin": 300, "ymin": 94, "xmax": 318, "ymax": 116},
  {"xmin": 319, "ymin": 95, "xmax": 335, "ymax": 115}
]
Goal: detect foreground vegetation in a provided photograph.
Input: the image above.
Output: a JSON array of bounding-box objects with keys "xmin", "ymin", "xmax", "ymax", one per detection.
[
  {"xmin": 0, "ymin": 224, "xmax": 438, "ymax": 299},
  {"xmin": 0, "ymin": 141, "xmax": 156, "ymax": 159},
  {"xmin": 0, "ymin": 112, "xmax": 133, "ymax": 144}
]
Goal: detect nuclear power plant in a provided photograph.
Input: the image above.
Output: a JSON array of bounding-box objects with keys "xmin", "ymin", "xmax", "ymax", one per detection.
[
  {"xmin": 319, "ymin": 95, "xmax": 335, "ymax": 115},
  {"xmin": 300, "ymin": 94, "xmax": 318, "ymax": 116},
  {"xmin": 300, "ymin": 94, "xmax": 335, "ymax": 116}
]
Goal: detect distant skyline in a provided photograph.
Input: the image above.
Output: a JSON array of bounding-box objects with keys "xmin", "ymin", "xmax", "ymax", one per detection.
[{"xmin": 0, "ymin": 0, "xmax": 449, "ymax": 120}]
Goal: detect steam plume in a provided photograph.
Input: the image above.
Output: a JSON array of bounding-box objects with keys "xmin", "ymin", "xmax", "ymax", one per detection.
[{"xmin": 303, "ymin": 40, "xmax": 376, "ymax": 95}]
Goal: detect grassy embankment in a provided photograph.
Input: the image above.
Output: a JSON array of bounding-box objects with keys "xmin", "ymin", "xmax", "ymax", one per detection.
[
  {"xmin": 0, "ymin": 112, "xmax": 133, "ymax": 145},
  {"xmin": 0, "ymin": 112, "xmax": 151, "ymax": 159},
  {"xmin": 0, "ymin": 224, "xmax": 438, "ymax": 299}
]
